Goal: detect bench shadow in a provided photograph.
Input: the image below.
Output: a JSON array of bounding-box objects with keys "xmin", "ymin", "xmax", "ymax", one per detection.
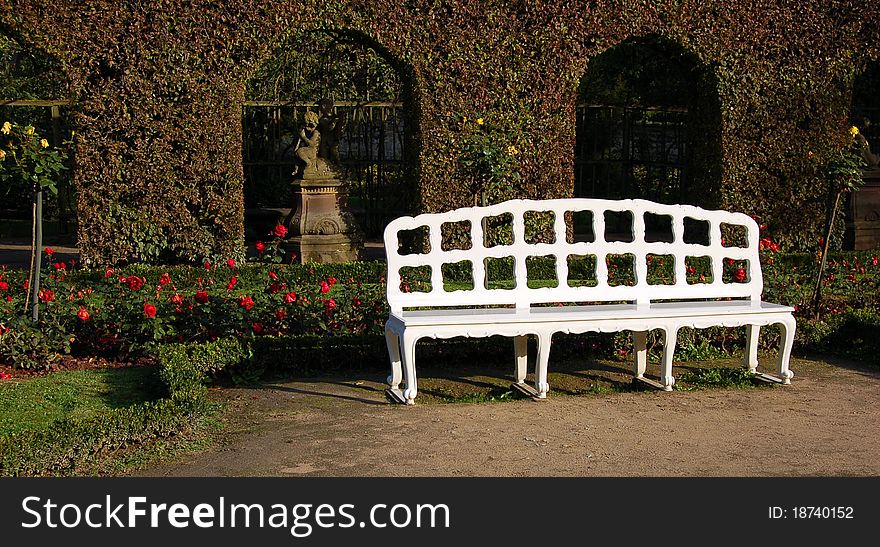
[{"xmin": 253, "ymin": 380, "xmax": 388, "ymax": 406}]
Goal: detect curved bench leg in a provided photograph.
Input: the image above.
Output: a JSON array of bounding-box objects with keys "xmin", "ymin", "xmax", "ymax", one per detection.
[
  {"xmin": 632, "ymin": 331, "xmax": 648, "ymax": 379},
  {"xmin": 513, "ymin": 335, "xmax": 529, "ymax": 385},
  {"xmin": 744, "ymin": 324, "xmax": 760, "ymax": 373},
  {"xmin": 535, "ymin": 332, "xmax": 552, "ymax": 398},
  {"xmin": 776, "ymin": 316, "xmax": 796, "ymax": 385},
  {"xmin": 401, "ymin": 333, "xmax": 419, "ymax": 404},
  {"xmin": 660, "ymin": 326, "xmax": 678, "ymax": 391},
  {"xmin": 385, "ymin": 329, "xmax": 403, "ymax": 390}
]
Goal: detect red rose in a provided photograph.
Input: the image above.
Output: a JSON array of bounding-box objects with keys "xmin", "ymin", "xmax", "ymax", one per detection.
[
  {"xmin": 77, "ymin": 307, "xmax": 90, "ymax": 321},
  {"xmin": 104, "ymin": 267, "xmax": 114, "ymax": 278},
  {"xmin": 226, "ymin": 259, "xmax": 236, "ymax": 269},
  {"xmin": 38, "ymin": 289, "xmax": 55, "ymax": 303},
  {"xmin": 159, "ymin": 272, "xmax": 171, "ymax": 286},
  {"xmin": 320, "ymin": 281, "xmax": 330, "ymax": 294},
  {"xmin": 204, "ymin": 261, "xmax": 212, "ymax": 270},
  {"xmin": 352, "ymin": 297, "xmax": 362, "ymax": 307},
  {"xmin": 226, "ymin": 276, "xmax": 238, "ymax": 290},
  {"xmin": 0, "ymin": 281, "xmax": 7, "ymax": 291},
  {"xmin": 0, "ymin": 372, "xmax": 11, "ymax": 380},
  {"xmin": 194, "ymin": 291, "xmax": 209, "ymax": 304},
  {"xmin": 170, "ymin": 294, "xmax": 184, "ymax": 305},
  {"xmin": 238, "ymin": 295, "xmax": 255, "ymax": 310},
  {"xmin": 268, "ymin": 283, "xmax": 281, "ymax": 294},
  {"xmin": 252, "ymin": 322, "xmax": 264, "ymax": 334},
  {"xmin": 872, "ymin": 256, "xmax": 878, "ymax": 266},
  {"xmin": 273, "ymin": 224, "xmax": 288, "ymax": 238},
  {"xmin": 53, "ymin": 262, "xmax": 66, "ymax": 270},
  {"xmin": 275, "ymin": 309, "xmax": 287, "ymax": 321},
  {"xmin": 734, "ymin": 268, "xmax": 747, "ymax": 282},
  {"xmin": 284, "ymin": 291, "xmax": 297, "ymax": 303},
  {"xmin": 268, "ymin": 271, "xmax": 279, "ymax": 281},
  {"xmin": 44, "ymin": 247, "xmax": 55, "ymax": 256},
  {"xmin": 143, "ymin": 303, "xmax": 157, "ymax": 318},
  {"xmin": 327, "ymin": 277, "xmax": 338, "ymax": 287},
  {"xmin": 324, "ymin": 298, "xmax": 337, "ymax": 311},
  {"xmin": 255, "ymin": 241, "xmax": 266, "ymax": 253}
]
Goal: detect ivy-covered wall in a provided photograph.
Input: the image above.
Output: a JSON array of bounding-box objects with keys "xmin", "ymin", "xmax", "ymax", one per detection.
[{"xmin": 1, "ymin": 0, "xmax": 878, "ymax": 263}]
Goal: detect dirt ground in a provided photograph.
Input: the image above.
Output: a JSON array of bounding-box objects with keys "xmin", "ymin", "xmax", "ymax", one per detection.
[{"xmin": 134, "ymin": 356, "xmax": 880, "ymax": 477}]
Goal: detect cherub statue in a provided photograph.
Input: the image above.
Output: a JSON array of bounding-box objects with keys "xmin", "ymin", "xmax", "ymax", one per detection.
[
  {"xmin": 855, "ymin": 120, "xmax": 880, "ymax": 170},
  {"xmin": 294, "ymin": 110, "xmax": 321, "ymax": 177}
]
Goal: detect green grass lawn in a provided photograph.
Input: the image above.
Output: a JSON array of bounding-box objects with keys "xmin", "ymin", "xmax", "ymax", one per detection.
[{"xmin": 0, "ymin": 366, "xmax": 165, "ymax": 437}]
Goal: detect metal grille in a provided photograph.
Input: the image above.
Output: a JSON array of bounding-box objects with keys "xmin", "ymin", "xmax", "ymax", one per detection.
[
  {"xmin": 574, "ymin": 105, "xmax": 688, "ymax": 204},
  {"xmin": 242, "ymin": 101, "xmax": 409, "ymax": 238}
]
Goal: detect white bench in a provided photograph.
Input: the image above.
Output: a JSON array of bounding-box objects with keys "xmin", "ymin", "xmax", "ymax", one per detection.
[{"xmin": 383, "ymin": 198, "xmax": 796, "ymax": 404}]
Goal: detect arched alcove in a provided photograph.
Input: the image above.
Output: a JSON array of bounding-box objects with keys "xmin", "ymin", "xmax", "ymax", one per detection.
[
  {"xmin": 574, "ymin": 35, "xmax": 722, "ymax": 210},
  {"xmin": 243, "ymin": 29, "xmax": 419, "ymax": 241},
  {"xmin": 846, "ymin": 59, "xmax": 880, "ymax": 250},
  {"xmin": 0, "ymin": 28, "xmax": 74, "ymax": 240}
]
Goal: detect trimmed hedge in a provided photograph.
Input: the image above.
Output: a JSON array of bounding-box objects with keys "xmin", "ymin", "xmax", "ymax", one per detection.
[
  {"xmin": 1, "ymin": 2, "xmax": 878, "ymax": 263},
  {"xmin": 0, "ymin": 340, "xmax": 231, "ymax": 476}
]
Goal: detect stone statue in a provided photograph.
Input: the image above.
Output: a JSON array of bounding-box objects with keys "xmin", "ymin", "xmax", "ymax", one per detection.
[
  {"xmin": 286, "ymin": 98, "xmax": 362, "ymax": 264},
  {"xmin": 293, "ymin": 99, "xmax": 345, "ymax": 179},
  {"xmin": 294, "ymin": 110, "xmax": 321, "ymax": 177}
]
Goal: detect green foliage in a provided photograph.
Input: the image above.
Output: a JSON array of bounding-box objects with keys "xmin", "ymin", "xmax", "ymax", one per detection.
[
  {"xmin": 0, "ymin": 366, "xmax": 164, "ymax": 437},
  {"xmin": 0, "ymin": 2, "xmax": 874, "ymax": 262},
  {"xmin": 676, "ymin": 367, "xmax": 763, "ymax": 391},
  {"xmin": 0, "ymin": 121, "xmax": 68, "ymax": 196},
  {"xmin": 457, "ymin": 116, "xmax": 522, "ymax": 205}
]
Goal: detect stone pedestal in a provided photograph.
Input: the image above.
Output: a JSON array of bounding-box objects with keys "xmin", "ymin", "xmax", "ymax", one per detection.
[
  {"xmin": 847, "ymin": 169, "xmax": 880, "ymax": 250},
  {"xmin": 284, "ymin": 175, "xmax": 363, "ymax": 264}
]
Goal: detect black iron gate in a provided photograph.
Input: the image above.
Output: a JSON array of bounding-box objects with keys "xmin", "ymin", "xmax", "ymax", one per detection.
[{"xmin": 574, "ymin": 105, "xmax": 688, "ymax": 204}]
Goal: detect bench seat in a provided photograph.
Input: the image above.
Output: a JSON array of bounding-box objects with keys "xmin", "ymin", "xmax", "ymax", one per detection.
[{"xmin": 382, "ymin": 198, "xmax": 797, "ymax": 404}]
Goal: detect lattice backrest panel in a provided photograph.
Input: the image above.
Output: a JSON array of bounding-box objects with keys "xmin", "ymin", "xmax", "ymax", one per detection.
[{"xmin": 384, "ymin": 198, "xmax": 762, "ymax": 313}]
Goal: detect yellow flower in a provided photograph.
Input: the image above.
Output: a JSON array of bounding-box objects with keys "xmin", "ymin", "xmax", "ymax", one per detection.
[
  {"xmin": 40, "ymin": 139, "xmax": 49, "ymax": 148},
  {"xmin": 476, "ymin": 118, "xmax": 485, "ymax": 125},
  {"xmin": 462, "ymin": 116, "xmax": 468, "ymax": 123},
  {"xmin": 0, "ymin": 149, "xmax": 5, "ymax": 160},
  {"xmin": 506, "ymin": 145, "xmax": 519, "ymax": 156},
  {"xmin": 25, "ymin": 126, "xmax": 34, "ymax": 136},
  {"xmin": 1, "ymin": 122, "xmax": 10, "ymax": 135},
  {"xmin": 850, "ymin": 126, "xmax": 860, "ymax": 137}
]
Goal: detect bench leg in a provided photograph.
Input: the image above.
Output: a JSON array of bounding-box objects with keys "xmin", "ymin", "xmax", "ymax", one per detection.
[
  {"xmin": 632, "ymin": 331, "xmax": 648, "ymax": 379},
  {"xmin": 744, "ymin": 325, "xmax": 760, "ymax": 373},
  {"xmin": 535, "ymin": 332, "xmax": 552, "ymax": 398},
  {"xmin": 401, "ymin": 333, "xmax": 419, "ymax": 404},
  {"xmin": 513, "ymin": 335, "xmax": 529, "ymax": 384},
  {"xmin": 660, "ymin": 327, "xmax": 678, "ymax": 391},
  {"xmin": 776, "ymin": 316, "xmax": 796, "ymax": 385},
  {"xmin": 385, "ymin": 330, "xmax": 403, "ymax": 390}
]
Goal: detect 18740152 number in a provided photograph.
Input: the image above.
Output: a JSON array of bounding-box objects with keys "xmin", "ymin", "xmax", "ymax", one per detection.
[{"xmin": 792, "ymin": 507, "xmax": 854, "ymax": 519}]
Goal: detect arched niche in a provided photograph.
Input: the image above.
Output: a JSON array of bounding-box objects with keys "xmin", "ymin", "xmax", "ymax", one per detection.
[
  {"xmin": 243, "ymin": 28, "xmax": 420, "ymax": 242},
  {"xmin": 574, "ymin": 35, "xmax": 722, "ymax": 210},
  {"xmin": 845, "ymin": 59, "xmax": 880, "ymax": 250},
  {"xmin": 0, "ymin": 27, "xmax": 74, "ymax": 239}
]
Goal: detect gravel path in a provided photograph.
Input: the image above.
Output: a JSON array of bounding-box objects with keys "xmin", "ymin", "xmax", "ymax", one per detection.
[{"xmin": 135, "ymin": 356, "xmax": 880, "ymax": 477}]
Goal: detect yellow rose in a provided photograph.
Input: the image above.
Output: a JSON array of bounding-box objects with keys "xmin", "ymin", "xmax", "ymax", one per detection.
[
  {"xmin": 40, "ymin": 139, "xmax": 49, "ymax": 148},
  {"xmin": 1, "ymin": 122, "xmax": 10, "ymax": 135},
  {"xmin": 850, "ymin": 126, "xmax": 860, "ymax": 137},
  {"xmin": 476, "ymin": 118, "xmax": 484, "ymax": 125},
  {"xmin": 25, "ymin": 126, "xmax": 34, "ymax": 136},
  {"xmin": 0, "ymin": 149, "xmax": 5, "ymax": 160},
  {"xmin": 506, "ymin": 145, "xmax": 519, "ymax": 156}
]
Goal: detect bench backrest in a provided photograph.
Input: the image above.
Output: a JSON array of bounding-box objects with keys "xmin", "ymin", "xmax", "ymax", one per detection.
[{"xmin": 384, "ymin": 198, "xmax": 762, "ymax": 313}]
